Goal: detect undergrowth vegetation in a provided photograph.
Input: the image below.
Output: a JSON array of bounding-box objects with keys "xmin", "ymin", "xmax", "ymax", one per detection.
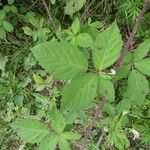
[{"xmin": 0, "ymin": 0, "xmax": 150, "ymax": 150}]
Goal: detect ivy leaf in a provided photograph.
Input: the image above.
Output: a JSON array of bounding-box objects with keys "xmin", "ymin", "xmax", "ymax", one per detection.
[
  {"xmin": 39, "ymin": 135, "xmax": 58, "ymax": 150},
  {"xmin": 133, "ymin": 39, "xmax": 150, "ymax": 61},
  {"xmin": 61, "ymin": 132, "xmax": 81, "ymax": 140},
  {"xmin": 127, "ymin": 70, "xmax": 149, "ymax": 105},
  {"xmin": 76, "ymin": 33, "xmax": 93, "ymax": 48},
  {"xmin": 32, "ymin": 41, "xmax": 88, "ymax": 80},
  {"xmin": 2, "ymin": 20, "xmax": 14, "ymax": 32},
  {"xmin": 50, "ymin": 109, "xmax": 66, "ymax": 133},
  {"xmin": 61, "ymin": 73, "xmax": 98, "ymax": 112},
  {"xmin": 92, "ymin": 22, "xmax": 123, "ymax": 71},
  {"xmin": 58, "ymin": 135, "xmax": 71, "ymax": 150},
  {"xmin": 98, "ymin": 77, "xmax": 115, "ymax": 102},
  {"xmin": 135, "ymin": 58, "xmax": 150, "ymax": 76},
  {"xmin": 10, "ymin": 119, "xmax": 50, "ymax": 143}
]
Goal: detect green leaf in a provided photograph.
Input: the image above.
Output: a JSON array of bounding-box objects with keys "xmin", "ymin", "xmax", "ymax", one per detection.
[
  {"xmin": 76, "ymin": 33, "xmax": 93, "ymax": 48},
  {"xmin": 98, "ymin": 77, "xmax": 115, "ymax": 102},
  {"xmin": 135, "ymin": 58, "xmax": 150, "ymax": 76},
  {"xmin": 32, "ymin": 41, "xmax": 88, "ymax": 80},
  {"xmin": 127, "ymin": 70, "xmax": 149, "ymax": 105},
  {"xmin": 22, "ymin": 27, "xmax": 33, "ymax": 36},
  {"xmin": 115, "ymin": 52, "xmax": 132, "ymax": 80},
  {"xmin": 0, "ymin": 28, "xmax": 6, "ymax": 39},
  {"xmin": 50, "ymin": 0, "xmax": 56, "ymax": 4},
  {"xmin": 71, "ymin": 18, "xmax": 80, "ymax": 34},
  {"xmin": 8, "ymin": 0, "xmax": 15, "ymax": 5},
  {"xmin": 10, "ymin": 5, "xmax": 18, "ymax": 13},
  {"xmin": 0, "ymin": 10, "xmax": 6, "ymax": 20},
  {"xmin": 2, "ymin": 20, "xmax": 14, "ymax": 32},
  {"xmin": 92, "ymin": 22, "xmax": 123, "ymax": 71},
  {"xmin": 58, "ymin": 135, "xmax": 71, "ymax": 150},
  {"xmin": 50, "ymin": 109, "xmax": 66, "ymax": 133},
  {"xmin": 133, "ymin": 39, "xmax": 150, "ymax": 61},
  {"xmin": 61, "ymin": 132, "xmax": 81, "ymax": 140},
  {"xmin": 61, "ymin": 73, "xmax": 98, "ymax": 111},
  {"xmin": 74, "ymin": 0, "xmax": 85, "ymax": 11},
  {"xmin": 39, "ymin": 135, "xmax": 58, "ymax": 150},
  {"xmin": 10, "ymin": 119, "xmax": 49, "ymax": 143},
  {"xmin": 0, "ymin": 54, "xmax": 8, "ymax": 71}
]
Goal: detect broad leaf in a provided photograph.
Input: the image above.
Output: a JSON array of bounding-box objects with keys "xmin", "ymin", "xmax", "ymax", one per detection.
[
  {"xmin": 127, "ymin": 70, "xmax": 149, "ymax": 105},
  {"xmin": 61, "ymin": 132, "xmax": 81, "ymax": 140},
  {"xmin": 116, "ymin": 52, "xmax": 132, "ymax": 80},
  {"xmin": 58, "ymin": 135, "xmax": 71, "ymax": 150},
  {"xmin": 71, "ymin": 17, "xmax": 80, "ymax": 34},
  {"xmin": 98, "ymin": 77, "xmax": 115, "ymax": 102},
  {"xmin": 61, "ymin": 73, "xmax": 98, "ymax": 111},
  {"xmin": 50, "ymin": 109, "xmax": 66, "ymax": 133},
  {"xmin": 76, "ymin": 33, "xmax": 93, "ymax": 48},
  {"xmin": 135, "ymin": 58, "xmax": 150, "ymax": 76},
  {"xmin": 10, "ymin": 119, "xmax": 49, "ymax": 143},
  {"xmin": 32, "ymin": 41, "xmax": 88, "ymax": 80},
  {"xmin": 92, "ymin": 22, "xmax": 123, "ymax": 71},
  {"xmin": 2, "ymin": 20, "xmax": 14, "ymax": 32},
  {"xmin": 133, "ymin": 39, "xmax": 150, "ymax": 61},
  {"xmin": 39, "ymin": 135, "xmax": 58, "ymax": 150}
]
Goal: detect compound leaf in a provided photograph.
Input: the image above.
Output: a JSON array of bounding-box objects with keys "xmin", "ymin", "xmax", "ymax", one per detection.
[
  {"xmin": 32, "ymin": 41, "xmax": 88, "ymax": 80},
  {"xmin": 98, "ymin": 77, "xmax": 115, "ymax": 102},
  {"xmin": 10, "ymin": 119, "xmax": 49, "ymax": 143},
  {"xmin": 92, "ymin": 22, "xmax": 123, "ymax": 71},
  {"xmin": 135, "ymin": 58, "xmax": 150, "ymax": 76},
  {"xmin": 61, "ymin": 73, "xmax": 98, "ymax": 111},
  {"xmin": 133, "ymin": 39, "xmax": 150, "ymax": 61},
  {"xmin": 39, "ymin": 135, "xmax": 58, "ymax": 150},
  {"xmin": 127, "ymin": 70, "xmax": 149, "ymax": 105},
  {"xmin": 61, "ymin": 132, "xmax": 81, "ymax": 140}
]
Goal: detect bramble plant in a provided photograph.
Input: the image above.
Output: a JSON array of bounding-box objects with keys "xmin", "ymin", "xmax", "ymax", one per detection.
[{"xmin": 0, "ymin": 0, "xmax": 150, "ymax": 150}]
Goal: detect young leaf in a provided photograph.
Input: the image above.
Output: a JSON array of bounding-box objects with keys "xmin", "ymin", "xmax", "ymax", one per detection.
[
  {"xmin": 50, "ymin": 109, "xmax": 66, "ymax": 133},
  {"xmin": 71, "ymin": 17, "xmax": 80, "ymax": 34},
  {"xmin": 22, "ymin": 27, "xmax": 33, "ymax": 36},
  {"xmin": 61, "ymin": 73, "xmax": 98, "ymax": 112},
  {"xmin": 127, "ymin": 70, "xmax": 149, "ymax": 105},
  {"xmin": 10, "ymin": 119, "xmax": 49, "ymax": 143},
  {"xmin": 76, "ymin": 33, "xmax": 93, "ymax": 48},
  {"xmin": 0, "ymin": 10, "xmax": 6, "ymax": 20},
  {"xmin": 58, "ymin": 135, "xmax": 71, "ymax": 150},
  {"xmin": 61, "ymin": 132, "xmax": 81, "ymax": 140},
  {"xmin": 98, "ymin": 77, "xmax": 115, "ymax": 102},
  {"xmin": 133, "ymin": 39, "xmax": 150, "ymax": 61},
  {"xmin": 2, "ymin": 20, "xmax": 14, "ymax": 32},
  {"xmin": 0, "ymin": 28, "xmax": 6, "ymax": 39},
  {"xmin": 92, "ymin": 22, "xmax": 123, "ymax": 71},
  {"xmin": 39, "ymin": 135, "xmax": 58, "ymax": 150},
  {"xmin": 8, "ymin": 0, "xmax": 15, "ymax": 5},
  {"xmin": 135, "ymin": 58, "xmax": 150, "ymax": 76},
  {"xmin": 32, "ymin": 41, "xmax": 88, "ymax": 80}
]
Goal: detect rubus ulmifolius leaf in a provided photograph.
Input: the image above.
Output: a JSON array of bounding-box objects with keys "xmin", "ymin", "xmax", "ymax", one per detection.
[
  {"xmin": 135, "ymin": 58, "xmax": 150, "ymax": 76},
  {"xmin": 127, "ymin": 69, "xmax": 149, "ymax": 105},
  {"xmin": 31, "ymin": 41, "xmax": 88, "ymax": 80},
  {"xmin": 98, "ymin": 76, "xmax": 115, "ymax": 102},
  {"xmin": 133, "ymin": 39, "xmax": 150, "ymax": 61},
  {"xmin": 92, "ymin": 22, "xmax": 123, "ymax": 71},
  {"xmin": 61, "ymin": 73, "xmax": 98, "ymax": 112},
  {"xmin": 10, "ymin": 119, "xmax": 50, "ymax": 143}
]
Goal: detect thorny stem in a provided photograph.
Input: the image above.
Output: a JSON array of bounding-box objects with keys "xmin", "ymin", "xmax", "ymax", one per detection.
[
  {"xmin": 115, "ymin": 0, "xmax": 150, "ymax": 72},
  {"xmin": 79, "ymin": 0, "xmax": 150, "ymax": 149},
  {"xmin": 42, "ymin": 0, "xmax": 56, "ymax": 31}
]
